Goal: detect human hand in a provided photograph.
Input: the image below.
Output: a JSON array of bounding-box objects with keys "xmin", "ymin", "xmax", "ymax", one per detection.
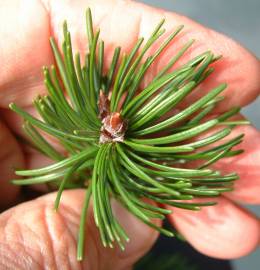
[{"xmin": 0, "ymin": 0, "xmax": 259, "ymax": 269}]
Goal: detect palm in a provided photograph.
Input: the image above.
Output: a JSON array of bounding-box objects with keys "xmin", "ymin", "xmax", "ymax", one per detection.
[{"xmin": 0, "ymin": 0, "xmax": 259, "ymax": 269}]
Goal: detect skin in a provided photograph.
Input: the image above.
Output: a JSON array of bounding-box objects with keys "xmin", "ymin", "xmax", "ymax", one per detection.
[{"xmin": 0, "ymin": 0, "xmax": 259, "ymax": 269}]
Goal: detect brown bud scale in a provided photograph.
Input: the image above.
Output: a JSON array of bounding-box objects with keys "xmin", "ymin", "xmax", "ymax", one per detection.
[{"xmin": 98, "ymin": 91, "xmax": 127, "ymax": 143}]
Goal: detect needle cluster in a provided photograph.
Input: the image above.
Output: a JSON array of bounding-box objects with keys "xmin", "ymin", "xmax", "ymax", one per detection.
[{"xmin": 10, "ymin": 9, "xmax": 246, "ymax": 260}]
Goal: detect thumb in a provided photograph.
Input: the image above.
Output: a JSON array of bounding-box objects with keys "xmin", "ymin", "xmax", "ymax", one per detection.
[{"xmin": 0, "ymin": 189, "xmax": 159, "ymax": 270}]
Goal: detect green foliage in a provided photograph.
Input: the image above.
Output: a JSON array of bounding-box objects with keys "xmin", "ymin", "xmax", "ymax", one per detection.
[{"xmin": 10, "ymin": 8, "xmax": 247, "ymax": 260}]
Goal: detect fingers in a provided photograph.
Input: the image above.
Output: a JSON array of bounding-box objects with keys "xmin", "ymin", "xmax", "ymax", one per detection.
[
  {"xmin": 0, "ymin": 0, "xmax": 260, "ymax": 111},
  {"xmin": 0, "ymin": 119, "xmax": 24, "ymax": 207},
  {"xmin": 47, "ymin": 0, "xmax": 260, "ymax": 111},
  {"xmin": 167, "ymin": 197, "xmax": 260, "ymax": 259},
  {"xmin": 0, "ymin": 189, "xmax": 159, "ymax": 270}
]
